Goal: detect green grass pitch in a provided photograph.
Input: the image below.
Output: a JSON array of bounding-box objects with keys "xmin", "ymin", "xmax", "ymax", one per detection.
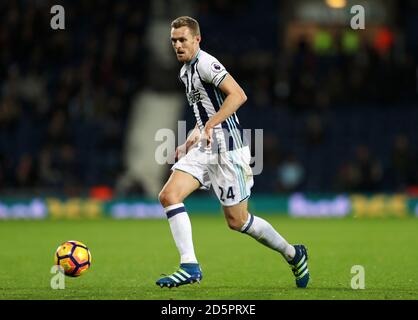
[{"xmin": 0, "ymin": 215, "xmax": 417, "ymax": 300}]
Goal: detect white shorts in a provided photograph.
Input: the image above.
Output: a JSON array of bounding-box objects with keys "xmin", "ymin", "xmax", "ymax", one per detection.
[{"xmin": 172, "ymin": 146, "xmax": 254, "ymax": 206}]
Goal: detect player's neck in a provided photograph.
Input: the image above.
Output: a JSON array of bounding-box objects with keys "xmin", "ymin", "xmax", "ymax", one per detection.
[{"xmin": 186, "ymin": 48, "xmax": 201, "ymax": 65}]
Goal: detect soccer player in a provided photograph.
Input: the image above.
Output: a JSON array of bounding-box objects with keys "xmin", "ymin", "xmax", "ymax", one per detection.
[{"xmin": 156, "ymin": 16, "xmax": 309, "ymax": 288}]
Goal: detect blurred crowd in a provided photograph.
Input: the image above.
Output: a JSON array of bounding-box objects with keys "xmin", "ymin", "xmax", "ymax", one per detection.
[
  {"xmin": 0, "ymin": 0, "xmax": 150, "ymax": 194},
  {"xmin": 279, "ymin": 36, "xmax": 417, "ymax": 111},
  {"xmin": 258, "ymin": 132, "xmax": 418, "ymax": 194},
  {"xmin": 196, "ymin": 0, "xmax": 418, "ymax": 111},
  {"xmin": 195, "ymin": 0, "xmax": 418, "ymax": 194},
  {"xmin": 1, "ymin": 0, "xmax": 418, "ymax": 195}
]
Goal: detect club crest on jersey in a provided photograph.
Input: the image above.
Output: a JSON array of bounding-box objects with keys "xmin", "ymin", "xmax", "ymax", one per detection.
[
  {"xmin": 187, "ymin": 89, "xmax": 201, "ymax": 105},
  {"xmin": 211, "ymin": 62, "xmax": 222, "ymax": 73}
]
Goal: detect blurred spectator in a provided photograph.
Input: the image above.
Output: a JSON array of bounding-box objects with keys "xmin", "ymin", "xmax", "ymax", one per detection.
[
  {"xmin": 389, "ymin": 134, "xmax": 417, "ymax": 190},
  {"xmin": 252, "ymin": 134, "xmax": 281, "ymax": 193},
  {"xmin": 38, "ymin": 145, "xmax": 60, "ymax": 187},
  {"xmin": 288, "ymin": 38, "xmax": 317, "ymax": 111},
  {"xmin": 305, "ymin": 114, "xmax": 325, "ymax": 146},
  {"xmin": 276, "ymin": 154, "xmax": 305, "ymax": 193},
  {"xmin": 263, "ymin": 134, "xmax": 281, "ymax": 171},
  {"xmin": 15, "ymin": 154, "xmax": 38, "ymax": 188},
  {"xmin": 351, "ymin": 145, "xmax": 383, "ymax": 192},
  {"xmin": 336, "ymin": 162, "xmax": 361, "ymax": 192}
]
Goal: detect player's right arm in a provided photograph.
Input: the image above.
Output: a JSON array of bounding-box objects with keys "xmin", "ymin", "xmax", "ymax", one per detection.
[{"xmin": 176, "ymin": 123, "xmax": 200, "ymax": 160}]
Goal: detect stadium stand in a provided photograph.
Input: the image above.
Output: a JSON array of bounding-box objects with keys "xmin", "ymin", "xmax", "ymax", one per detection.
[{"xmin": 1, "ymin": 0, "xmax": 417, "ymax": 195}]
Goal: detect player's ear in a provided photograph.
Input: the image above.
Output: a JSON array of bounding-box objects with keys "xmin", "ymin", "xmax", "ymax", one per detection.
[{"xmin": 195, "ymin": 35, "xmax": 201, "ymax": 44}]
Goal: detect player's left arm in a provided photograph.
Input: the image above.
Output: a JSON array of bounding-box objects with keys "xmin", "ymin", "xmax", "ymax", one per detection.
[{"xmin": 204, "ymin": 74, "xmax": 247, "ymax": 142}]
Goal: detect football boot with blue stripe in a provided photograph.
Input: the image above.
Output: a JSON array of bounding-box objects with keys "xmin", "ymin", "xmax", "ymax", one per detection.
[
  {"xmin": 288, "ymin": 244, "xmax": 310, "ymax": 288},
  {"xmin": 156, "ymin": 263, "xmax": 202, "ymax": 288}
]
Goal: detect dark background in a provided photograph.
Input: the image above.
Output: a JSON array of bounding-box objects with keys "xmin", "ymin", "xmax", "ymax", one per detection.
[{"xmin": 1, "ymin": 0, "xmax": 417, "ymax": 197}]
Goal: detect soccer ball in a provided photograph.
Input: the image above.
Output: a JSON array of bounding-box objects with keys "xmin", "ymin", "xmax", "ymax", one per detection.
[{"xmin": 54, "ymin": 240, "xmax": 92, "ymax": 277}]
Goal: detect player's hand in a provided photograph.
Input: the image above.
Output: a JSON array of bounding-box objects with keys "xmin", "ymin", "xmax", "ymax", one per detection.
[
  {"xmin": 175, "ymin": 143, "xmax": 187, "ymax": 161},
  {"xmin": 202, "ymin": 124, "xmax": 213, "ymax": 149}
]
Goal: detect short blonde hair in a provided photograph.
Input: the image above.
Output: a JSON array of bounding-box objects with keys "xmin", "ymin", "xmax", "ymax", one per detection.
[{"xmin": 171, "ymin": 16, "xmax": 200, "ymax": 36}]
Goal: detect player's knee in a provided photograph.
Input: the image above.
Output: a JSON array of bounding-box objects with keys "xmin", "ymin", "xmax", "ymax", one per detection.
[
  {"xmin": 158, "ymin": 189, "xmax": 181, "ymax": 207},
  {"xmin": 226, "ymin": 216, "xmax": 246, "ymax": 231}
]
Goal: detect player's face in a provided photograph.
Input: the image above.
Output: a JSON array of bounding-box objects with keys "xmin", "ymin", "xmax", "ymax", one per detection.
[{"xmin": 171, "ymin": 26, "xmax": 200, "ymax": 63}]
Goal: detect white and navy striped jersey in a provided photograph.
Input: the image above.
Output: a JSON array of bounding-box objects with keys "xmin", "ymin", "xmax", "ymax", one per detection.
[{"xmin": 179, "ymin": 49, "xmax": 245, "ymax": 153}]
